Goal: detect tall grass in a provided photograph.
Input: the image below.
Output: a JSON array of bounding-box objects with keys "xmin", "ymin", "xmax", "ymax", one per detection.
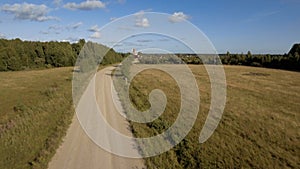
[
  {"xmin": 114, "ymin": 64, "xmax": 300, "ymax": 168},
  {"xmin": 0, "ymin": 67, "xmax": 74, "ymax": 169}
]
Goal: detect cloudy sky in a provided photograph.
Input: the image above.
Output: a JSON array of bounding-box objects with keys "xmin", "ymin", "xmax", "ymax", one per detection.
[{"xmin": 0, "ymin": 0, "xmax": 299, "ymax": 54}]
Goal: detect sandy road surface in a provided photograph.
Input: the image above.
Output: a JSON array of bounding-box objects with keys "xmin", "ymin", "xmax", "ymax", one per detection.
[{"xmin": 48, "ymin": 66, "xmax": 145, "ymax": 169}]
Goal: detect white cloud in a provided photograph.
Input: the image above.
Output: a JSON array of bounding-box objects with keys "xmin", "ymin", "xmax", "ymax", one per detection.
[
  {"xmin": 69, "ymin": 22, "xmax": 83, "ymax": 29},
  {"xmin": 134, "ymin": 9, "xmax": 152, "ymax": 17},
  {"xmin": 64, "ymin": 0, "xmax": 105, "ymax": 10},
  {"xmin": 110, "ymin": 17, "xmax": 117, "ymax": 21},
  {"xmin": 90, "ymin": 31, "xmax": 101, "ymax": 39},
  {"xmin": 53, "ymin": 0, "xmax": 62, "ymax": 6},
  {"xmin": 117, "ymin": 0, "xmax": 126, "ymax": 4},
  {"xmin": 134, "ymin": 10, "xmax": 150, "ymax": 28},
  {"xmin": 44, "ymin": 23, "xmax": 82, "ymax": 35},
  {"xmin": 244, "ymin": 10, "xmax": 280, "ymax": 23},
  {"xmin": 0, "ymin": 33, "xmax": 6, "ymax": 39},
  {"xmin": 137, "ymin": 39, "xmax": 152, "ymax": 43},
  {"xmin": 49, "ymin": 25, "xmax": 63, "ymax": 30},
  {"xmin": 159, "ymin": 38, "xmax": 170, "ymax": 42},
  {"xmin": 1, "ymin": 3, "xmax": 58, "ymax": 22},
  {"xmin": 88, "ymin": 25, "xmax": 100, "ymax": 32},
  {"xmin": 65, "ymin": 37, "xmax": 80, "ymax": 43},
  {"xmin": 169, "ymin": 12, "xmax": 189, "ymax": 23},
  {"xmin": 135, "ymin": 18, "xmax": 149, "ymax": 27},
  {"xmin": 118, "ymin": 25, "xmax": 133, "ymax": 31},
  {"xmin": 40, "ymin": 31, "xmax": 50, "ymax": 35},
  {"xmin": 134, "ymin": 10, "xmax": 145, "ymax": 17}
]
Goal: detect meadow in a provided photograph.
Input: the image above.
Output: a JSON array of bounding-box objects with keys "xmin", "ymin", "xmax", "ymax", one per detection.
[
  {"xmin": 0, "ymin": 63, "xmax": 299, "ymax": 169},
  {"xmin": 121, "ymin": 64, "xmax": 300, "ymax": 168},
  {"xmin": 0, "ymin": 67, "xmax": 74, "ymax": 169}
]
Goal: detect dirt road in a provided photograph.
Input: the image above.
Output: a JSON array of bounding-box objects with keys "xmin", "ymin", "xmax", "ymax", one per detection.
[{"xmin": 48, "ymin": 66, "xmax": 145, "ymax": 169}]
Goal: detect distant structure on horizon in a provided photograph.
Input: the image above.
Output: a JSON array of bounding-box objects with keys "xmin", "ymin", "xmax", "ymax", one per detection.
[
  {"xmin": 132, "ymin": 48, "xmax": 138, "ymax": 57},
  {"xmin": 132, "ymin": 48, "xmax": 140, "ymax": 63},
  {"xmin": 132, "ymin": 48, "xmax": 138, "ymax": 56}
]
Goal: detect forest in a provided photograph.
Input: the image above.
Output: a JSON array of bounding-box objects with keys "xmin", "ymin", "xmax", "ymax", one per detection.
[
  {"xmin": 179, "ymin": 44, "xmax": 300, "ymax": 71},
  {"xmin": 0, "ymin": 38, "xmax": 125, "ymax": 71}
]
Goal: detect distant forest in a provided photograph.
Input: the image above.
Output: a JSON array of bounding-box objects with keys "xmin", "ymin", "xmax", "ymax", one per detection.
[
  {"xmin": 0, "ymin": 38, "xmax": 125, "ymax": 71},
  {"xmin": 178, "ymin": 44, "xmax": 300, "ymax": 71},
  {"xmin": 0, "ymin": 38, "xmax": 299, "ymax": 71}
]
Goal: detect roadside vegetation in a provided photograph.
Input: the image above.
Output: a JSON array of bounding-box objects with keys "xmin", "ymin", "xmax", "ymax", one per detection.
[
  {"xmin": 0, "ymin": 42, "xmax": 124, "ymax": 168},
  {"xmin": 0, "ymin": 67, "xmax": 74, "ymax": 169},
  {"xmin": 115, "ymin": 64, "xmax": 300, "ymax": 168}
]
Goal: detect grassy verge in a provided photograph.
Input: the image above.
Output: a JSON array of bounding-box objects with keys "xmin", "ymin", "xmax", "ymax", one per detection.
[
  {"xmin": 0, "ymin": 67, "xmax": 74, "ymax": 169},
  {"xmin": 114, "ymin": 64, "xmax": 299, "ymax": 168}
]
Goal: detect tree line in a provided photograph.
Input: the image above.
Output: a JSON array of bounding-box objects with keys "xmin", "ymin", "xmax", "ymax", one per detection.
[
  {"xmin": 135, "ymin": 43, "xmax": 300, "ymax": 71},
  {"xmin": 179, "ymin": 43, "xmax": 300, "ymax": 71},
  {"xmin": 219, "ymin": 46, "xmax": 299, "ymax": 71},
  {"xmin": 0, "ymin": 38, "xmax": 125, "ymax": 71},
  {"xmin": 1, "ymin": 38, "xmax": 299, "ymax": 72}
]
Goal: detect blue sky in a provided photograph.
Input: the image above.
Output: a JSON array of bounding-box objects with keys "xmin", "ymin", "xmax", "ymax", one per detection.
[{"xmin": 0, "ymin": 0, "xmax": 299, "ymax": 54}]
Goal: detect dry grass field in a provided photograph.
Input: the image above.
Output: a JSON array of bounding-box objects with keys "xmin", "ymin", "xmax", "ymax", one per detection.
[
  {"xmin": 0, "ymin": 64, "xmax": 299, "ymax": 169},
  {"xmin": 124, "ymin": 65, "xmax": 300, "ymax": 168},
  {"xmin": 0, "ymin": 67, "xmax": 74, "ymax": 169}
]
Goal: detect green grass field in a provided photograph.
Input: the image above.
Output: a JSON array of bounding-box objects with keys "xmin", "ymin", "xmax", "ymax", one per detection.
[
  {"xmin": 125, "ymin": 65, "xmax": 300, "ymax": 168},
  {"xmin": 0, "ymin": 67, "xmax": 74, "ymax": 169}
]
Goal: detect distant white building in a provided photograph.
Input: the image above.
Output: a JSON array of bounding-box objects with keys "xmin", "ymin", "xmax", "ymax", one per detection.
[
  {"xmin": 132, "ymin": 48, "xmax": 138, "ymax": 57},
  {"xmin": 132, "ymin": 48, "xmax": 140, "ymax": 63}
]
